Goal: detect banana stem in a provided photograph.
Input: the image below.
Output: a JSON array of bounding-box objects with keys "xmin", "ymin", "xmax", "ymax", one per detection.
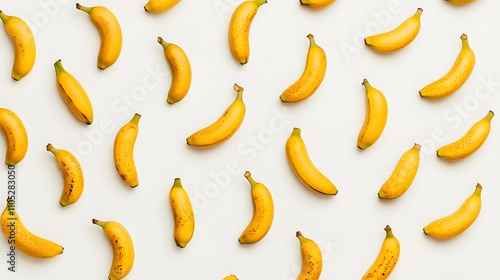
[
  {"xmin": 307, "ymin": 34, "xmax": 317, "ymax": 47},
  {"xmin": 233, "ymin": 84, "xmax": 244, "ymax": 100},
  {"xmin": 172, "ymin": 178, "xmax": 183, "ymax": 188},
  {"xmin": 292, "ymin": 127, "xmax": 301, "ymax": 137},
  {"xmin": 362, "ymin": 79, "xmax": 373, "ymax": 91},
  {"xmin": 92, "ymin": 219, "xmax": 106, "ymax": 228},
  {"xmin": 296, "ymin": 231, "xmax": 307, "ymax": 243},
  {"xmin": 0, "ymin": 11, "xmax": 10, "ymax": 23},
  {"xmin": 46, "ymin": 143, "xmax": 60, "ymax": 156},
  {"xmin": 76, "ymin": 3, "xmax": 92, "ymax": 14},
  {"xmin": 158, "ymin": 37, "xmax": 172, "ymax": 49},
  {"xmin": 54, "ymin": 59, "xmax": 65, "ymax": 76},
  {"xmin": 130, "ymin": 113, "xmax": 141, "ymax": 125},
  {"xmin": 473, "ymin": 183, "xmax": 482, "ymax": 196},
  {"xmin": 255, "ymin": 0, "xmax": 267, "ymax": 7},
  {"xmin": 460, "ymin": 33, "xmax": 471, "ymax": 49},
  {"xmin": 384, "ymin": 225, "xmax": 395, "ymax": 238},
  {"xmin": 244, "ymin": 171, "xmax": 257, "ymax": 187},
  {"xmin": 485, "ymin": 110, "xmax": 494, "ymax": 121}
]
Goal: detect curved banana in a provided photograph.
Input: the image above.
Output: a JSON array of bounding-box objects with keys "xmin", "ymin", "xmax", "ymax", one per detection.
[
  {"xmin": 186, "ymin": 84, "xmax": 245, "ymax": 148},
  {"xmin": 46, "ymin": 143, "xmax": 84, "ymax": 207},
  {"xmin": 378, "ymin": 143, "xmax": 421, "ymax": 199},
  {"xmin": 0, "ymin": 10, "xmax": 36, "ymax": 81},
  {"xmin": 169, "ymin": 178, "xmax": 195, "ymax": 248},
  {"xmin": 300, "ymin": 0, "xmax": 335, "ymax": 8},
  {"xmin": 54, "ymin": 59, "xmax": 94, "ymax": 125},
  {"xmin": 158, "ymin": 37, "xmax": 192, "ymax": 104},
  {"xmin": 76, "ymin": 3, "xmax": 122, "ymax": 70},
  {"xmin": 357, "ymin": 79, "xmax": 388, "ymax": 150},
  {"xmin": 446, "ymin": 0, "xmax": 475, "ymax": 5},
  {"xmin": 296, "ymin": 231, "xmax": 322, "ymax": 280},
  {"xmin": 423, "ymin": 183, "xmax": 482, "ymax": 239},
  {"xmin": 437, "ymin": 110, "xmax": 494, "ymax": 161},
  {"xmin": 280, "ymin": 34, "xmax": 326, "ymax": 103},
  {"xmin": 228, "ymin": 0, "xmax": 267, "ymax": 64},
  {"xmin": 364, "ymin": 8, "xmax": 423, "ymax": 53},
  {"xmin": 285, "ymin": 127, "xmax": 338, "ymax": 195},
  {"xmin": 114, "ymin": 113, "xmax": 141, "ymax": 187},
  {"xmin": 144, "ymin": 0, "xmax": 181, "ymax": 13},
  {"xmin": 419, "ymin": 34, "xmax": 475, "ymax": 99},
  {"xmin": 238, "ymin": 171, "xmax": 274, "ymax": 244},
  {"xmin": 0, "ymin": 108, "xmax": 28, "ymax": 165},
  {"xmin": 1, "ymin": 199, "xmax": 64, "ymax": 258},
  {"xmin": 223, "ymin": 275, "xmax": 239, "ymax": 280},
  {"xmin": 93, "ymin": 219, "xmax": 134, "ymax": 280},
  {"xmin": 362, "ymin": 225, "xmax": 400, "ymax": 280}
]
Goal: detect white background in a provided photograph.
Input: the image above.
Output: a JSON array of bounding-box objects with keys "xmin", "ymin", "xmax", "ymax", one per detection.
[{"xmin": 0, "ymin": 0, "xmax": 499, "ymax": 279}]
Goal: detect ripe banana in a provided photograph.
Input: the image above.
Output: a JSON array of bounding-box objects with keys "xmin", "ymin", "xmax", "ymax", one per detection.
[
  {"xmin": 169, "ymin": 178, "xmax": 195, "ymax": 248},
  {"xmin": 362, "ymin": 225, "xmax": 400, "ymax": 280},
  {"xmin": 357, "ymin": 79, "xmax": 388, "ymax": 150},
  {"xmin": 300, "ymin": 0, "xmax": 336, "ymax": 8},
  {"xmin": 238, "ymin": 171, "xmax": 274, "ymax": 244},
  {"xmin": 378, "ymin": 143, "xmax": 421, "ymax": 200},
  {"xmin": 437, "ymin": 110, "xmax": 494, "ymax": 161},
  {"xmin": 158, "ymin": 37, "xmax": 192, "ymax": 104},
  {"xmin": 423, "ymin": 183, "xmax": 482, "ymax": 239},
  {"xmin": 46, "ymin": 143, "xmax": 84, "ymax": 207},
  {"xmin": 364, "ymin": 8, "xmax": 423, "ymax": 53},
  {"xmin": 1, "ymin": 199, "xmax": 64, "ymax": 258},
  {"xmin": 186, "ymin": 84, "xmax": 245, "ymax": 148},
  {"xmin": 93, "ymin": 219, "xmax": 134, "ymax": 280},
  {"xmin": 0, "ymin": 10, "xmax": 36, "ymax": 81},
  {"xmin": 144, "ymin": 0, "xmax": 181, "ymax": 13},
  {"xmin": 54, "ymin": 59, "xmax": 94, "ymax": 125},
  {"xmin": 223, "ymin": 275, "xmax": 238, "ymax": 280},
  {"xmin": 419, "ymin": 34, "xmax": 475, "ymax": 99},
  {"xmin": 285, "ymin": 127, "xmax": 338, "ymax": 195},
  {"xmin": 280, "ymin": 34, "xmax": 327, "ymax": 103},
  {"xmin": 114, "ymin": 113, "xmax": 141, "ymax": 188},
  {"xmin": 76, "ymin": 3, "xmax": 122, "ymax": 70},
  {"xmin": 228, "ymin": 0, "xmax": 267, "ymax": 64},
  {"xmin": 0, "ymin": 108, "xmax": 28, "ymax": 165},
  {"xmin": 446, "ymin": 0, "xmax": 475, "ymax": 4},
  {"xmin": 296, "ymin": 231, "xmax": 322, "ymax": 280}
]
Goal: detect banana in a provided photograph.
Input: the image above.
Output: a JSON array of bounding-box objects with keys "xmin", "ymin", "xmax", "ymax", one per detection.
[
  {"xmin": 0, "ymin": 10, "xmax": 36, "ymax": 81},
  {"xmin": 144, "ymin": 0, "xmax": 181, "ymax": 13},
  {"xmin": 228, "ymin": 0, "xmax": 267, "ymax": 64},
  {"xmin": 423, "ymin": 183, "xmax": 482, "ymax": 239},
  {"xmin": 296, "ymin": 231, "xmax": 322, "ymax": 280},
  {"xmin": 300, "ymin": 0, "xmax": 335, "ymax": 8},
  {"xmin": 437, "ymin": 110, "xmax": 494, "ymax": 161},
  {"xmin": 364, "ymin": 8, "xmax": 423, "ymax": 53},
  {"xmin": 93, "ymin": 219, "xmax": 134, "ymax": 280},
  {"xmin": 362, "ymin": 225, "xmax": 400, "ymax": 280},
  {"xmin": 169, "ymin": 178, "xmax": 195, "ymax": 248},
  {"xmin": 54, "ymin": 59, "xmax": 94, "ymax": 125},
  {"xmin": 378, "ymin": 143, "xmax": 421, "ymax": 199},
  {"xmin": 0, "ymin": 108, "xmax": 28, "ymax": 165},
  {"xmin": 158, "ymin": 37, "xmax": 192, "ymax": 104},
  {"xmin": 186, "ymin": 84, "xmax": 245, "ymax": 148},
  {"xmin": 46, "ymin": 143, "xmax": 84, "ymax": 207},
  {"xmin": 223, "ymin": 275, "xmax": 239, "ymax": 280},
  {"xmin": 114, "ymin": 113, "xmax": 141, "ymax": 188},
  {"xmin": 1, "ymin": 199, "xmax": 64, "ymax": 258},
  {"xmin": 238, "ymin": 171, "xmax": 274, "ymax": 244},
  {"xmin": 280, "ymin": 34, "xmax": 327, "ymax": 103},
  {"xmin": 419, "ymin": 34, "xmax": 475, "ymax": 99},
  {"xmin": 285, "ymin": 127, "xmax": 338, "ymax": 195},
  {"xmin": 446, "ymin": 0, "xmax": 475, "ymax": 5},
  {"xmin": 357, "ymin": 79, "xmax": 388, "ymax": 150},
  {"xmin": 76, "ymin": 3, "xmax": 122, "ymax": 70}
]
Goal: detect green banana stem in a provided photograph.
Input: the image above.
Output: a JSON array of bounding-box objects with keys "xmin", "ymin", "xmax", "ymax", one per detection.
[
  {"xmin": 92, "ymin": 219, "xmax": 107, "ymax": 228},
  {"xmin": 296, "ymin": 231, "xmax": 307, "ymax": 244},
  {"xmin": 172, "ymin": 178, "xmax": 183, "ymax": 188},
  {"xmin": 158, "ymin": 37, "xmax": 172, "ymax": 50},
  {"xmin": 0, "ymin": 11, "xmax": 10, "ymax": 23},
  {"xmin": 46, "ymin": 143, "xmax": 60, "ymax": 156},
  {"xmin": 292, "ymin": 127, "xmax": 301, "ymax": 137},
  {"xmin": 130, "ymin": 113, "xmax": 141, "ymax": 125},
  {"xmin": 255, "ymin": 0, "xmax": 267, "ymax": 7},
  {"xmin": 76, "ymin": 3, "xmax": 92, "ymax": 14},
  {"xmin": 244, "ymin": 171, "xmax": 257, "ymax": 187},
  {"xmin": 54, "ymin": 59, "xmax": 65, "ymax": 76}
]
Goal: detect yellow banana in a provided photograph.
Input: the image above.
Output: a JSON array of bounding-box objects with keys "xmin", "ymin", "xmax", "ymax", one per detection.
[
  {"xmin": 186, "ymin": 84, "xmax": 245, "ymax": 148},
  {"xmin": 286, "ymin": 127, "xmax": 338, "ymax": 195},
  {"xmin": 93, "ymin": 219, "xmax": 134, "ymax": 280},
  {"xmin": 446, "ymin": 0, "xmax": 475, "ymax": 5},
  {"xmin": 114, "ymin": 113, "xmax": 141, "ymax": 188},
  {"xmin": 46, "ymin": 143, "xmax": 84, "ymax": 207},
  {"xmin": 364, "ymin": 8, "xmax": 423, "ymax": 53},
  {"xmin": 0, "ymin": 108, "xmax": 28, "ymax": 166},
  {"xmin": 223, "ymin": 275, "xmax": 239, "ymax": 280},
  {"xmin": 158, "ymin": 37, "xmax": 192, "ymax": 104},
  {"xmin": 280, "ymin": 34, "xmax": 327, "ymax": 103},
  {"xmin": 362, "ymin": 225, "xmax": 400, "ymax": 280},
  {"xmin": 1, "ymin": 199, "xmax": 64, "ymax": 258},
  {"xmin": 437, "ymin": 110, "xmax": 494, "ymax": 161},
  {"xmin": 419, "ymin": 34, "xmax": 475, "ymax": 99},
  {"xmin": 300, "ymin": 0, "xmax": 335, "ymax": 8},
  {"xmin": 0, "ymin": 10, "xmax": 36, "ymax": 81},
  {"xmin": 76, "ymin": 3, "xmax": 122, "ymax": 70},
  {"xmin": 378, "ymin": 143, "xmax": 421, "ymax": 199},
  {"xmin": 423, "ymin": 183, "xmax": 482, "ymax": 239},
  {"xmin": 296, "ymin": 231, "xmax": 322, "ymax": 280},
  {"xmin": 357, "ymin": 79, "xmax": 388, "ymax": 150},
  {"xmin": 144, "ymin": 0, "xmax": 181, "ymax": 13},
  {"xmin": 169, "ymin": 178, "xmax": 195, "ymax": 248},
  {"xmin": 238, "ymin": 171, "xmax": 274, "ymax": 244},
  {"xmin": 228, "ymin": 0, "xmax": 267, "ymax": 64},
  {"xmin": 54, "ymin": 59, "xmax": 94, "ymax": 125}
]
